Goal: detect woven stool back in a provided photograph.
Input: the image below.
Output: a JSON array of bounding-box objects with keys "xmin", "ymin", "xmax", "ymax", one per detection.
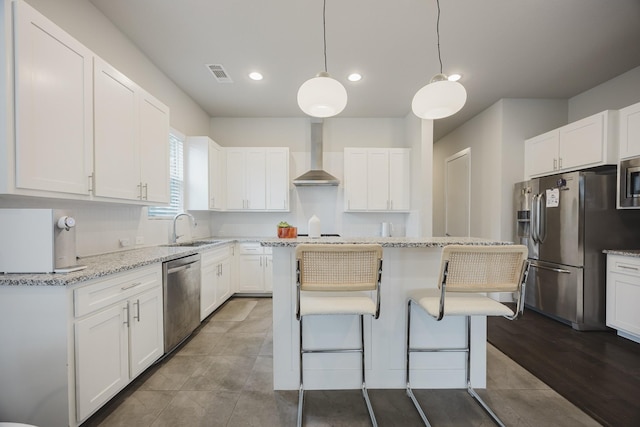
[
  {"xmin": 296, "ymin": 244, "xmax": 383, "ymax": 292},
  {"xmin": 439, "ymin": 245, "xmax": 528, "ymax": 293}
]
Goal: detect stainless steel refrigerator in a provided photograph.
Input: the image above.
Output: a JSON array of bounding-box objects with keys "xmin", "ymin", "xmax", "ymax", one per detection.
[{"xmin": 514, "ymin": 168, "xmax": 640, "ymax": 330}]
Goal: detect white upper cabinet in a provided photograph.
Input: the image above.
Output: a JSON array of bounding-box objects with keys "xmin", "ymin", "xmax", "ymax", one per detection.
[
  {"xmin": 186, "ymin": 136, "xmax": 225, "ymax": 211},
  {"xmin": 225, "ymin": 147, "xmax": 289, "ymax": 212},
  {"xmin": 4, "ymin": 1, "xmax": 170, "ymax": 204},
  {"xmin": 138, "ymin": 90, "xmax": 170, "ymax": 203},
  {"xmin": 618, "ymin": 102, "xmax": 640, "ymax": 160},
  {"xmin": 344, "ymin": 147, "xmax": 410, "ymax": 212},
  {"xmin": 94, "ymin": 57, "xmax": 169, "ymax": 204},
  {"xmin": 343, "ymin": 148, "xmax": 368, "ymax": 211},
  {"xmin": 13, "ymin": 0, "xmax": 93, "ymax": 195},
  {"xmin": 524, "ymin": 110, "xmax": 617, "ymax": 179}
]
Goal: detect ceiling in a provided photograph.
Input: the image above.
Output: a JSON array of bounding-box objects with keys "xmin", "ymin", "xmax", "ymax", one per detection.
[{"xmin": 88, "ymin": 0, "xmax": 640, "ymax": 140}]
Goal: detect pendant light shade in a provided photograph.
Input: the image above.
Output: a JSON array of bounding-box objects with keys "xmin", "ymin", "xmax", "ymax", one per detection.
[
  {"xmin": 412, "ymin": 0, "xmax": 467, "ymax": 120},
  {"xmin": 297, "ymin": 71, "xmax": 347, "ymax": 118},
  {"xmin": 412, "ymin": 74, "xmax": 467, "ymax": 119},
  {"xmin": 297, "ymin": 0, "xmax": 347, "ymax": 118}
]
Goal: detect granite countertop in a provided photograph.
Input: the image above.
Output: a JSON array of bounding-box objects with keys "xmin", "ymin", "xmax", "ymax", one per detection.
[
  {"xmin": 0, "ymin": 238, "xmax": 239, "ymax": 287},
  {"xmin": 1, "ymin": 236, "xmax": 511, "ymax": 287},
  {"xmin": 603, "ymin": 249, "xmax": 640, "ymax": 258},
  {"xmin": 261, "ymin": 236, "xmax": 511, "ymax": 247}
]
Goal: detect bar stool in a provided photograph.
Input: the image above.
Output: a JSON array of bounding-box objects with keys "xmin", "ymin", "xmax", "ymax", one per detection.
[
  {"xmin": 406, "ymin": 244, "xmax": 529, "ymax": 427},
  {"xmin": 295, "ymin": 243, "xmax": 383, "ymax": 427}
]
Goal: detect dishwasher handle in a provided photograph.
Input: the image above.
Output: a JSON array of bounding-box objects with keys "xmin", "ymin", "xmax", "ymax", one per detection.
[{"xmin": 167, "ymin": 261, "xmax": 198, "ymax": 274}]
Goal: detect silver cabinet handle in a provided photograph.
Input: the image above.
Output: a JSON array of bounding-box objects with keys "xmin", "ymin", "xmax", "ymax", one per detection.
[
  {"xmin": 143, "ymin": 183, "xmax": 148, "ymax": 200},
  {"xmin": 530, "ymin": 263, "xmax": 570, "ymax": 274},
  {"xmin": 123, "ymin": 305, "xmax": 129, "ymax": 326},
  {"xmin": 121, "ymin": 281, "xmax": 142, "ymax": 290},
  {"xmin": 133, "ymin": 299, "xmax": 140, "ymax": 322},
  {"xmin": 619, "ymin": 264, "xmax": 639, "ymax": 272},
  {"xmin": 558, "ymin": 157, "xmax": 563, "ymax": 169},
  {"xmin": 553, "ymin": 158, "xmax": 557, "ymax": 170}
]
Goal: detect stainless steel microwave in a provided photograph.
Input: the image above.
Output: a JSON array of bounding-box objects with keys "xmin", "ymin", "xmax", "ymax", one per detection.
[{"xmin": 619, "ymin": 157, "xmax": 640, "ymax": 208}]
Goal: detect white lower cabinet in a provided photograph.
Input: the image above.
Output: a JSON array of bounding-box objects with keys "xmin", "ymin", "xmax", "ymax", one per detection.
[
  {"xmin": 606, "ymin": 254, "xmax": 640, "ymax": 343},
  {"xmin": 236, "ymin": 243, "xmax": 272, "ymax": 293},
  {"xmin": 200, "ymin": 244, "xmax": 234, "ymax": 320},
  {"xmin": 74, "ymin": 264, "xmax": 163, "ymax": 422}
]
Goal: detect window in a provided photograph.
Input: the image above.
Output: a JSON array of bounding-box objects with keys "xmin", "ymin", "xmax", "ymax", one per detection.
[{"xmin": 148, "ymin": 130, "xmax": 184, "ymax": 218}]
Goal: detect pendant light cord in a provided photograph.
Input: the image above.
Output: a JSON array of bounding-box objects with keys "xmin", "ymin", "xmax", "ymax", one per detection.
[
  {"xmin": 323, "ymin": 0, "xmax": 328, "ymax": 73},
  {"xmin": 436, "ymin": 0, "xmax": 443, "ymax": 74}
]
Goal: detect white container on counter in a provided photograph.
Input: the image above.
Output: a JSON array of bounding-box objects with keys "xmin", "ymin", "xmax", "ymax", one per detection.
[{"xmin": 308, "ymin": 215, "xmax": 321, "ymax": 238}]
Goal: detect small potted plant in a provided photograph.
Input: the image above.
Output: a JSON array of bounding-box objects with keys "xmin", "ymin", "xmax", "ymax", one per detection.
[{"xmin": 277, "ymin": 221, "xmax": 297, "ymax": 238}]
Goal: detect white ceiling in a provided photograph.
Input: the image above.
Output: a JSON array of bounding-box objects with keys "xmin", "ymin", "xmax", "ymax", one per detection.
[{"xmin": 88, "ymin": 0, "xmax": 640, "ymax": 140}]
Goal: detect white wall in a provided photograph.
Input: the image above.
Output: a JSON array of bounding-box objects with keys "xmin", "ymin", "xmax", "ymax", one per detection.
[
  {"xmin": 433, "ymin": 99, "xmax": 567, "ymax": 239},
  {"xmin": 208, "ymin": 117, "xmax": 414, "ymax": 237},
  {"xmin": 569, "ymin": 66, "xmax": 640, "ymax": 122}
]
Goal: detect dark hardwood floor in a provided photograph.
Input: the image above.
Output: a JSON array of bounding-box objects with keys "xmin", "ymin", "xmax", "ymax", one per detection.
[{"xmin": 488, "ymin": 309, "xmax": 640, "ymax": 427}]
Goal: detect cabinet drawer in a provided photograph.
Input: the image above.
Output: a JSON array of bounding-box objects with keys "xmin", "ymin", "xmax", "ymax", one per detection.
[
  {"xmin": 74, "ymin": 264, "xmax": 161, "ymax": 317},
  {"xmin": 201, "ymin": 244, "xmax": 231, "ymax": 265},
  {"xmin": 238, "ymin": 242, "xmax": 264, "ymax": 255},
  {"xmin": 608, "ymin": 255, "xmax": 640, "ymax": 277}
]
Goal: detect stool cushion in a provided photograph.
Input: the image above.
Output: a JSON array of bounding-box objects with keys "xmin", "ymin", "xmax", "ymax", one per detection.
[
  {"xmin": 300, "ymin": 295, "xmax": 376, "ymax": 316},
  {"xmin": 410, "ymin": 288, "xmax": 515, "ymax": 317}
]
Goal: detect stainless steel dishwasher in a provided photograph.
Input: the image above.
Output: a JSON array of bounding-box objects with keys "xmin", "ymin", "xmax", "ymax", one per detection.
[{"xmin": 163, "ymin": 253, "xmax": 201, "ymax": 354}]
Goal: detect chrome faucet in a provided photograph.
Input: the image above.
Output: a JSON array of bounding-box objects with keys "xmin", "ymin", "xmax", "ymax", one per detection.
[{"xmin": 171, "ymin": 212, "xmax": 197, "ymax": 243}]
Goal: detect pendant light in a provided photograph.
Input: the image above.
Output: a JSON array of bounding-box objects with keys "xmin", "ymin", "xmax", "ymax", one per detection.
[
  {"xmin": 412, "ymin": 0, "xmax": 467, "ymax": 120},
  {"xmin": 297, "ymin": 0, "xmax": 347, "ymax": 118}
]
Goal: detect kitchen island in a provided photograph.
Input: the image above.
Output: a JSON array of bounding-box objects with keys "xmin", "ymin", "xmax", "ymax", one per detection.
[{"xmin": 261, "ymin": 236, "xmax": 510, "ymax": 390}]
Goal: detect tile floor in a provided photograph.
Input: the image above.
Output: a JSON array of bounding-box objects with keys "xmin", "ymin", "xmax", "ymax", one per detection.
[{"xmin": 83, "ymin": 297, "xmax": 601, "ymax": 426}]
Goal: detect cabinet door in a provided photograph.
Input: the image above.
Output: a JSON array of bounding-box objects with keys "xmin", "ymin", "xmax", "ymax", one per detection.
[
  {"xmin": 209, "ymin": 141, "xmax": 224, "ymax": 210},
  {"xmin": 389, "ymin": 149, "xmax": 410, "ymax": 211},
  {"xmin": 93, "ymin": 58, "xmax": 139, "ymax": 200},
  {"xmin": 14, "ymin": 1, "xmax": 93, "ymax": 195},
  {"xmin": 344, "ymin": 148, "xmax": 368, "ymax": 210},
  {"xmin": 559, "ymin": 113, "xmax": 604, "ymax": 170},
  {"xmin": 524, "ymin": 130, "xmax": 559, "ymax": 178},
  {"xmin": 225, "ymin": 149, "xmax": 246, "ymax": 210},
  {"xmin": 75, "ymin": 303, "xmax": 128, "ymax": 422},
  {"xmin": 200, "ymin": 259, "xmax": 218, "ymax": 321},
  {"xmin": 367, "ymin": 149, "xmax": 390, "ymax": 211},
  {"xmin": 237, "ymin": 255, "xmax": 264, "ymax": 292},
  {"xmin": 218, "ymin": 256, "xmax": 232, "ymax": 304},
  {"xmin": 266, "ymin": 148, "xmax": 289, "ymax": 211},
  {"xmin": 139, "ymin": 90, "xmax": 170, "ymax": 203},
  {"xmin": 607, "ymin": 271, "xmax": 640, "ymax": 336},
  {"xmin": 263, "ymin": 255, "xmax": 273, "ymax": 292},
  {"xmin": 619, "ymin": 102, "xmax": 640, "ymax": 160},
  {"xmin": 245, "ymin": 149, "xmax": 266, "ymax": 210},
  {"xmin": 129, "ymin": 286, "xmax": 164, "ymax": 378}
]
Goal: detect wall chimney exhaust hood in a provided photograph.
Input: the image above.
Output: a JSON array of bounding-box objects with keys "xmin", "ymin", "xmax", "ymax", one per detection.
[{"xmin": 293, "ymin": 120, "xmax": 340, "ymax": 186}]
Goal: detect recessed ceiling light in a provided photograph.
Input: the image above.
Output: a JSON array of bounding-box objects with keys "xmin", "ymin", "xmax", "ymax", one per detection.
[
  {"xmin": 347, "ymin": 73, "xmax": 362, "ymax": 82},
  {"xmin": 249, "ymin": 72, "xmax": 263, "ymax": 81},
  {"xmin": 448, "ymin": 73, "xmax": 462, "ymax": 82}
]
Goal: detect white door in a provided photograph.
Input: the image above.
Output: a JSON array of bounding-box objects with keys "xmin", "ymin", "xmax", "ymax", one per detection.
[
  {"xmin": 128, "ymin": 287, "xmax": 164, "ymax": 378},
  {"xmin": 445, "ymin": 148, "xmax": 470, "ymax": 237},
  {"xmin": 139, "ymin": 91, "xmax": 170, "ymax": 203}
]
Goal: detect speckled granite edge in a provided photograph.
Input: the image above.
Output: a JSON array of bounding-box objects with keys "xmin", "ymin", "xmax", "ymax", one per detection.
[
  {"xmin": 2, "ymin": 236, "xmax": 512, "ymax": 286},
  {"xmin": 260, "ymin": 236, "xmax": 512, "ymax": 247},
  {"xmin": 603, "ymin": 249, "xmax": 640, "ymax": 257},
  {"xmin": 0, "ymin": 239, "xmax": 236, "ymax": 287}
]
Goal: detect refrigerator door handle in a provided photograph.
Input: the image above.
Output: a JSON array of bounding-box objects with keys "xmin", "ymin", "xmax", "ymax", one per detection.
[
  {"xmin": 531, "ymin": 194, "xmax": 539, "ymax": 243},
  {"xmin": 537, "ymin": 192, "xmax": 547, "ymax": 243},
  {"xmin": 530, "ymin": 262, "xmax": 571, "ymax": 274}
]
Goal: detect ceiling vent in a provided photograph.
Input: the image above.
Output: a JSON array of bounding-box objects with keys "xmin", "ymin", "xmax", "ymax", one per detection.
[{"xmin": 206, "ymin": 64, "xmax": 233, "ymax": 83}]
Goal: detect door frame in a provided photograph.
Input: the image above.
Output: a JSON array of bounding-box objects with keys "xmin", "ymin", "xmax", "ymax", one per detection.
[{"xmin": 444, "ymin": 147, "xmax": 471, "ymax": 237}]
